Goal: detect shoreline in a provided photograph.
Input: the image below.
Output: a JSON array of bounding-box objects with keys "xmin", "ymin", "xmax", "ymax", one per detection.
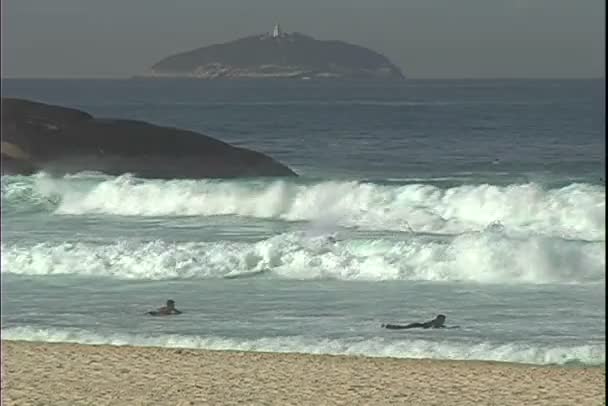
[
  {"xmin": 3, "ymin": 340, "xmax": 605, "ymax": 405},
  {"xmin": 1, "ymin": 339, "xmax": 605, "ymax": 369}
]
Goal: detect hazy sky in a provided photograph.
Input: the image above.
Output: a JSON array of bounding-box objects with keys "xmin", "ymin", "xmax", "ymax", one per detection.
[{"xmin": 2, "ymin": 0, "xmax": 605, "ymax": 79}]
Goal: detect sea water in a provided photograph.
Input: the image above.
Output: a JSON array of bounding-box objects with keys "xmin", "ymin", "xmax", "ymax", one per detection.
[{"xmin": 1, "ymin": 79, "xmax": 605, "ymax": 366}]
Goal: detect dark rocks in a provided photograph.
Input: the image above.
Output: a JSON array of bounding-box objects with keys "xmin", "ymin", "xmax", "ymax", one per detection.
[{"xmin": 1, "ymin": 98, "xmax": 297, "ymax": 179}]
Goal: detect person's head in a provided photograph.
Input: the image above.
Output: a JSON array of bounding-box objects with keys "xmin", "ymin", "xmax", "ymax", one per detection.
[
  {"xmin": 434, "ymin": 314, "xmax": 446, "ymax": 326},
  {"xmin": 166, "ymin": 299, "xmax": 175, "ymax": 309}
]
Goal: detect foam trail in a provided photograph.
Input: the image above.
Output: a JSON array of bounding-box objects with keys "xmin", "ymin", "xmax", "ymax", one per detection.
[
  {"xmin": 3, "ymin": 174, "xmax": 604, "ymax": 240},
  {"xmin": 2, "ymin": 232, "xmax": 604, "ymax": 283},
  {"xmin": 2, "ymin": 327, "xmax": 604, "ymax": 366}
]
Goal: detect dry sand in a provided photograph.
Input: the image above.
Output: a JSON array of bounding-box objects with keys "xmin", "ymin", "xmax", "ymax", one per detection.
[{"xmin": 2, "ymin": 340, "xmax": 605, "ymax": 406}]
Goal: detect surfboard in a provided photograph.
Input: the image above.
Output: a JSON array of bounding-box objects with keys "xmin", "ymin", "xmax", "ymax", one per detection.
[{"xmin": 223, "ymin": 269, "xmax": 270, "ymax": 280}]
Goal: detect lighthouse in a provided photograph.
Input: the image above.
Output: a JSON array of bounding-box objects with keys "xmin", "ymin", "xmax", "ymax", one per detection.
[{"xmin": 272, "ymin": 23, "xmax": 282, "ymax": 38}]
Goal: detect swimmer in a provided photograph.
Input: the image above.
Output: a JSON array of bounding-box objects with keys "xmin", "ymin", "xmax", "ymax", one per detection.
[
  {"xmin": 148, "ymin": 299, "xmax": 182, "ymax": 316},
  {"xmin": 382, "ymin": 314, "xmax": 447, "ymax": 329}
]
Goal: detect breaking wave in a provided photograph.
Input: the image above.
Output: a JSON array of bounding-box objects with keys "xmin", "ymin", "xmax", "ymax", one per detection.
[
  {"xmin": 2, "ymin": 232, "xmax": 604, "ymax": 283},
  {"xmin": 1, "ymin": 173, "xmax": 605, "ymax": 240}
]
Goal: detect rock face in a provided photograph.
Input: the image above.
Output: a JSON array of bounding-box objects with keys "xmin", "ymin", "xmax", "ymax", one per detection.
[
  {"xmin": 1, "ymin": 98, "xmax": 297, "ymax": 179},
  {"xmin": 144, "ymin": 30, "xmax": 404, "ymax": 80}
]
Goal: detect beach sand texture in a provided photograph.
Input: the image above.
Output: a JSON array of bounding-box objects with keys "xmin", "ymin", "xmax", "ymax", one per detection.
[{"xmin": 2, "ymin": 341, "xmax": 605, "ymax": 406}]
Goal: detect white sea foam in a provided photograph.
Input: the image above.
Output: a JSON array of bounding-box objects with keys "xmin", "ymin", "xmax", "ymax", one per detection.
[
  {"xmin": 2, "ymin": 326, "xmax": 603, "ymax": 366},
  {"xmin": 2, "ymin": 232, "xmax": 604, "ymax": 283},
  {"xmin": 3, "ymin": 174, "xmax": 602, "ymax": 240}
]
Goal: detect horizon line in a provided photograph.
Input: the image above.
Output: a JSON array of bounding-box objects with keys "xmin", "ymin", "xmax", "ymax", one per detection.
[{"xmin": 1, "ymin": 76, "xmax": 605, "ymax": 81}]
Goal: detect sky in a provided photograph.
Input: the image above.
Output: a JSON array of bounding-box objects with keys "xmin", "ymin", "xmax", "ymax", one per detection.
[{"xmin": 1, "ymin": 0, "xmax": 605, "ymax": 79}]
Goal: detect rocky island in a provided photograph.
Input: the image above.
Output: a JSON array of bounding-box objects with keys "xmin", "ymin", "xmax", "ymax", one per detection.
[
  {"xmin": 1, "ymin": 98, "xmax": 297, "ymax": 179},
  {"xmin": 142, "ymin": 25, "xmax": 404, "ymax": 80}
]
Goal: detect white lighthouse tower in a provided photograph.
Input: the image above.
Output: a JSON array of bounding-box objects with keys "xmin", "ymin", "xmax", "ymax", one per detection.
[{"xmin": 272, "ymin": 23, "xmax": 282, "ymax": 38}]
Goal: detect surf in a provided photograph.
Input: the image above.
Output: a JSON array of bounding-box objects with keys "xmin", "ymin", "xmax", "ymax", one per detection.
[
  {"xmin": 2, "ymin": 173, "xmax": 605, "ymax": 241},
  {"xmin": 2, "ymin": 231, "xmax": 604, "ymax": 284}
]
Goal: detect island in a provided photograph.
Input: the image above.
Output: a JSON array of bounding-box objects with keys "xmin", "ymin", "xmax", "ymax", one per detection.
[
  {"xmin": 1, "ymin": 98, "xmax": 297, "ymax": 179},
  {"xmin": 141, "ymin": 25, "xmax": 405, "ymax": 80}
]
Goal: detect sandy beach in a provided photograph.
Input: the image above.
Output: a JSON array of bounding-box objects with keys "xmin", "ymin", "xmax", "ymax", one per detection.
[{"xmin": 1, "ymin": 340, "xmax": 604, "ymax": 406}]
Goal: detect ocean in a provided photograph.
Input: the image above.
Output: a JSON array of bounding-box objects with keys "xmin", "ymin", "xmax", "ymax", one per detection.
[{"xmin": 1, "ymin": 78, "xmax": 605, "ymax": 366}]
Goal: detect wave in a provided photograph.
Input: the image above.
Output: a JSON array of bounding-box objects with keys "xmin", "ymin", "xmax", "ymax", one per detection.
[
  {"xmin": 2, "ymin": 174, "xmax": 605, "ymax": 240},
  {"xmin": 2, "ymin": 232, "xmax": 604, "ymax": 283},
  {"xmin": 2, "ymin": 326, "xmax": 603, "ymax": 366}
]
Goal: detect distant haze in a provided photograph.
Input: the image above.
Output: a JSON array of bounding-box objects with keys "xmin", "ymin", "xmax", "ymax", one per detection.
[{"xmin": 2, "ymin": 0, "xmax": 605, "ymax": 79}]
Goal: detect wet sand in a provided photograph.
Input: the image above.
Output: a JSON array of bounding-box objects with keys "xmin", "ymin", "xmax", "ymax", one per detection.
[{"xmin": 2, "ymin": 340, "xmax": 605, "ymax": 406}]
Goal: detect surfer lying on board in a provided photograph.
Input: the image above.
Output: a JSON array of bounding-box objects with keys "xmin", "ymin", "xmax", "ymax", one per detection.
[
  {"xmin": 148, "ymin": 299, "xmax": 182, "ymax": 316},
  {"xmin": 382, "ymin": 314, "xmax": 449, "ymax": 329}
]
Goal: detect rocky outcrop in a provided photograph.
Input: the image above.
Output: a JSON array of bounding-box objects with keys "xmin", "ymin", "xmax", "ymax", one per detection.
[
  {"xmin": 1, "ymin": 98, "xmax": 297, "ymax": 179},
  {"xmin": 143, "ymin": 31, "xmax": 404, "ymax": 80}
]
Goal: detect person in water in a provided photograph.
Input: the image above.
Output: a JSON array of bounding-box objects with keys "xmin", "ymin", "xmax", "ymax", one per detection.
[
  {"xmin": 148, "ymin": 299, "xmax": 182, "ymax": 316},
  {"xmin": 382, "ymin": 314, "xmax": 447, "ymax": 329}
]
